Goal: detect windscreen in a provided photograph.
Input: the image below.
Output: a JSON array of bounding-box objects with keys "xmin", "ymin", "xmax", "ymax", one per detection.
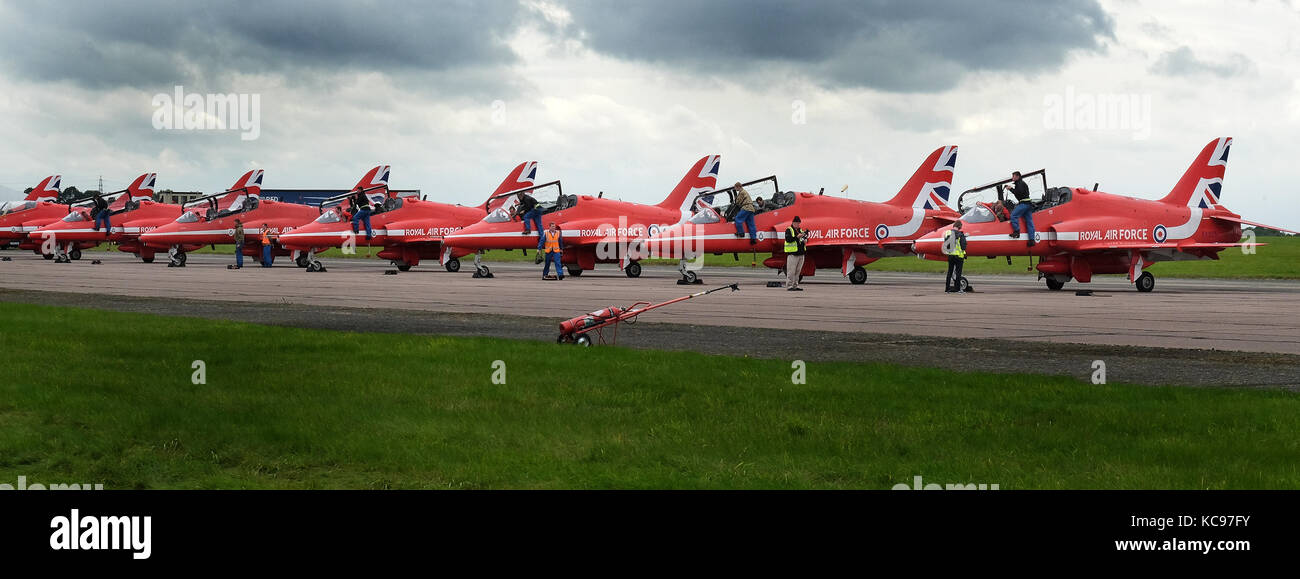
[
  {"xmin": 62, "ymin": 211, "xmax": 89, "ymax": 222},
  {"xmin": 484, "ymin": 182, "xmax": 564, "ymax": 223}
]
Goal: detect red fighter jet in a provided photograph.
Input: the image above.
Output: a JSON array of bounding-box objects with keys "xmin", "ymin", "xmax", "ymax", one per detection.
[
  {"xmin": 913, "ymin": 137, "xmax": 1298, "ymax": 292},
  {"xmin": 139, "ymin": 169, "xmax": 317, "ymax": 267},
  {"xmin": 28, "ymin": 173, "xmax": 178, "ymax": 262},
  {"xmin": 1, "ymin": 175, "xmax": 68, "ymax": 257},
  {"xmin": 277, "ymin": 162, "xmax": 538, "ymax": 273},
  {"xmin": 442, "ymin": 156, "xmax": 720, "ymax": 278},
  {"xmin": 630, "ymin": 146, "xmax": 961, "ymax": 284}
]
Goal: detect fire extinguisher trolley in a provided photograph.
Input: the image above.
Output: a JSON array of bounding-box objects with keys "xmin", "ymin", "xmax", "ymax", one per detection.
[{"xmin": 556, "ymin": 283, "xmax": 740, "ymax": 346}]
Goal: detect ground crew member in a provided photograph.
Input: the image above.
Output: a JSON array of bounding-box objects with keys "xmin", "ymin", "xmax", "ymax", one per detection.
[
  {"xmin": 350, "ymin": 190, "xmax": 374, "ymax": 240},
  {"xmin": 784, "ymin": 216, "xmax": 808, "ymax": 291},
  {"xmin": 541, "ymin": 221, "xmax": 564, "ymax": 280},
  {"xmin": 233, "ymin": 219, "xmax": 245, "ymax": 269},
  {"xmin": 731, "ymin": 182, "xmax": 757, "ymax": 244},
  {"xmin": 1006, "ymin": 171, "xmax": 1036, "ymax": 247},
  {"xmin": 91, "ymin": 193, "xmax": 110, "ymax": 236},
  {"xmin": 943, "ymin": 221, "xmax": 968, "ymax": 293},
  {"xmin": 261, "ymin": 223, "xmax": 276, "ymax": 267}
]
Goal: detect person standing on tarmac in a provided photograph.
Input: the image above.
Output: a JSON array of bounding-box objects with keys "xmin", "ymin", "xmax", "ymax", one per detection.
[
  {"xmin": 261, "ymin": 223, "xmax": 276, "ymax": 267},
  {"xmin": 943, "ymin": 221, "xmax": 968, "ymax": 293},
  {"xmin": 233, "ymin": 219, "xmax": 245, "ymax": 269},
  {"xmin": 784, "ymin": 216, "xmax": 809, "ymax": 291},
  {"xmin": 541, "ymin": 221, "xmax": 565, "ymax": 281},
  {"xmin": 731, "ymin": 182, "xmax": 758, "ymax": 245},
  {"xmin": 1006, "ymin": 171, "xmax": 1036, "ymax": 247}
]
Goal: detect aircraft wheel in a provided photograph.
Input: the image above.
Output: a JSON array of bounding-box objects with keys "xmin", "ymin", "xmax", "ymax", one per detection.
[
  {"xmin": 1046, "ymin": 278, "xmax": 1065, "ymax": 291},
  {"xmin": 567, "ymin": 266, "xmax": 583, "ymax": 277},
  {"xmin": 69, "ymin": 248, "xmax": 82, "ymax": 261},
  {"xmin": 295, "ymin": 253, "xmax": 309, "ymax": 268},
  {"xmin": 141, "ymin": 256, "xmax": 155, "ymax": 264},
  {"xmin": 396, "ymin": 264, "xmax": 412, "ymax": 272},
  {"xmin": 625, "ymin": 262, "xmax": 642, "ymax": 278},
  {"xmin": 444, "ymin": 258, "xmax": 460, "ymax": 273},
  {"xmin": 848, "ymin": 266, "xmax": 867, "ymax": 285},
  {"xmin": 682, "ymin": 270, "xmax": 698, "ymax": 284},
  {"xmin": 42, "ymin": 253, "xmax": 53, "ymax": 261},
  {"xmin": 958, "ymin": 276, "xmax": 971, "ymax": 292},
  {"xmin": 475, "ymin": 265, "xmax": 491, "ymax": 278},
  {"xmin": 170, "ymin": 252, "xmax": 187, "ymax": 266},
  {"xmin": 306, "ymin": 261, "xmax": 324, "ymax": 273},
  {"xmin": 575, "ymin": 335, "xmax": 593, "ymax": 347},
  {"xmin": 1136, "ymin": 271, "xmax": 1155, "ymax": 293}
]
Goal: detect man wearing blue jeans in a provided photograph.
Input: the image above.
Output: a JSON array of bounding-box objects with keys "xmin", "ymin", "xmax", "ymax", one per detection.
[
  {"xmin": 1006, "ymin": 171, "xmax": 1036, "ymax": 247},
  {"xmin": 541, "ymin": 222, "xmax": 564, "ymax": 280},
  {"xmin": 91, "ymin": 194, "xmax": 111, "ymax": 237},
  {"xmin": 233, "ymin": 219, "xmax": 245, "ymax": 269},
  {"xmin": 731, "ymin": 182, "xmax": 757, "ymax": 245},
  {"xmin": 350, "ymin": 190, "xmax": 374, "ymax": 240}
]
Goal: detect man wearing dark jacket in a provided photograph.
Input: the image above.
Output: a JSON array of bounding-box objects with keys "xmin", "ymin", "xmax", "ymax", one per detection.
[
  {"xmin": 1006, "ymin": 171, "xmax": 1036, "ymax": 247},
  {"xmin": 944, "ymin": 221, "xmax": 968, "ymax": 293},
  {"xmin": 350, "ymin": 190, "xmax": 374, "ymax": 240},
  {"xmin": 91, "ymin": 194, "xmax": 110, "ymax": 237}
]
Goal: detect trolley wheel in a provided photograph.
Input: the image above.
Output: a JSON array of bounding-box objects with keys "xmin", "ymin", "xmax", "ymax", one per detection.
[
  {"xmin": 848, "ymin": 266, "xmax": 867, "ymax": 285},
  {"xmin": 1046, "ymin": 278, "xmax": 1065, "ymax": 291},
  {"xmin": 1136, "ymin": 271, "xmax": 1155, "ymax": 293},
  {"xmin": 69, "ymin": 248, "xmax": 82, "ymax": 261},
  {"xmin": 444, "ymin": 258, "xmax": 460, "ymax": 273},
  {"xmin": 625, "ymin": 261, "xmax": 642, "ymax": 278},
  {"xmin": 575, "ymin": 334, "xmax": 593, "ymax": 347}
]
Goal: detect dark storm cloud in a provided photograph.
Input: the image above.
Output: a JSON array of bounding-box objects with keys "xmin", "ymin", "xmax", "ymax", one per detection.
[
  {"xmin": 1150, "ymin": 46, "xmax": 1253, "ymax": 78},
  {"xmin": 559, "ymin": 0, "xmax": 1114, "ymax": 92},
  {"xmin": 0, "ymin": 0, "xmax": 525, "ymax": 89}
]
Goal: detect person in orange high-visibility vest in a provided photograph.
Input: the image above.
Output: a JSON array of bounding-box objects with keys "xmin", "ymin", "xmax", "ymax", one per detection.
[
  {"xmin": 260, "ymin": 223, "xmax": 276, "ymax": 267},
  {"xmin": 541, "ymin": 221, "xmax": 564, "ymax": 280}
]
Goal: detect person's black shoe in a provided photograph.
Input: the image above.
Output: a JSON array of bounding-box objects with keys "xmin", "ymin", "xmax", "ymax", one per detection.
[
  {"xmin": 787, "ymin": 287, "xmax": 803, "ymax": 291},
  {"xmin": 1027, "ymin": 239, "xmax": 1037, "ymax": 247},
  {"xmin": 1009, "ymin": 231, "xmax": 1020, "ymax": 239},
  {"xmin": 522, "ymin": 229, "xmax": 531, "ymax": 235},
  {"xmin": 734, "ymin": 232, "xmax": 744, "ymax": 238}
]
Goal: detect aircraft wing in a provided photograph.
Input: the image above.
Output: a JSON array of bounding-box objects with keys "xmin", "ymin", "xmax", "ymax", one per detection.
[{"xmin": 1209, "ymin": 215, "xmax": 1300, "ymax": 235}]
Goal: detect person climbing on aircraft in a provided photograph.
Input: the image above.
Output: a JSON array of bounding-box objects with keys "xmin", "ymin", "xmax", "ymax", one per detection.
[
  {"xmin": 784, "ymin": 216, "xmax": 809, "ymax": 291},
  {"xmin": 1005, "ymin": 171, "xmax": 1036, "ymax": 247},
  {"xmin": 514, "ymin": 190, "xmax": 543, "ymax": 239},
  {"xmin": 943, "ymin": 221, "xmax": 968, "ymax": 293},
  {"xmin": 90, "ymin": 193, "xmax": 110, "ymax": 236},
  {"xmin": 233, "ymin": 219, "xmax": 245, "ymax": 269},
  {"xmin": 732, "ymin": 182, "xmax": 757, "ymax": 245},
  {"xmin": 541, "ymin": 221, "xmax": 564, "ymax": 281},
  {"xmin": 350, "ymin": 188, "xmax": 374, "ymax": 240}
]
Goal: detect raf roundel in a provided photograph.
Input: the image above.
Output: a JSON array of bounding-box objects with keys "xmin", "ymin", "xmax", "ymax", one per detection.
[
  {"xmin": 874, "ymin": 224, "xmax": 890, "ymax": 240},
  {"xmin": 1153, "ymin": 224, "xmax": 1168, "ymax": 244}
]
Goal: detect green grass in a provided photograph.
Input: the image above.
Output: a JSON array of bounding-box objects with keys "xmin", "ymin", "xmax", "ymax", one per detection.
[
  {"xmin": 95, "ymin": 237, "xmax": 1300, "ymax": 279},
  {"xmin": 1, "ymin": 302, "xmax": 1297, "ymax": 489}
]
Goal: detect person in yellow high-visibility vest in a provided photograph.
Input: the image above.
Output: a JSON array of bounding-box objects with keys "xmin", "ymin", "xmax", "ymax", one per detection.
[
  {"xmin": 943, "ymin": 221, "xmax": 968, "ymax": 293},
  {"xmin": 784, "ymin": 216, "xmax": 808, "ymax": 291},
  {"xmin": 541, "ymin": 221, "xmax": 565, "ymax": 280}
]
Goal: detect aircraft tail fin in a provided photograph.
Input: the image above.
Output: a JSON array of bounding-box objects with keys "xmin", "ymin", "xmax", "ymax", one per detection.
[
  {"xmin": 657, "ymin": 155, "xmax": 720, "ymax": 214},
  {"xmin": 489, "ymin": 162, "xmax": 538, "ymax": 202},
  {"xmin": 229, "ymin": 169, "xmax": 264, "ymax": 197},
  {"xmin": 125, "ymin": 173, "xmax": 157, "ymax": 198},
  {"xmin": 27, "ymin": 175, "xmax": 61, "ymax": 201},
  {"xmin": 353, "ymin": 165, "xmax": 391, "ymax": 194},
  {"xmin": 884, "ymin": 145, "xmax": 958, "ymax": 209},
  {"xmin": 1160, "ymin": 137, "xmax": 1232, "ymax": 209}
]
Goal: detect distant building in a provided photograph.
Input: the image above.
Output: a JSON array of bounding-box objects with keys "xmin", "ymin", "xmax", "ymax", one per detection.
[{"xmin": 155, "ymin": 191, "xmax": 203, "ymax": 205}]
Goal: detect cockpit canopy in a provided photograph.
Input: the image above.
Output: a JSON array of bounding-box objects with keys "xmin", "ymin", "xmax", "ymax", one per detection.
[
  {"xmin": 183, "ymin": 191, "xmax": 259, "ymax": 221},
  {"xmin": 483, "ymin": 181, "xmax": 570, "ymax": 223},
  {"xmin": 687, "ymin": 176, "xmax": 791, "ymax": 225},
  {"xmin": 0, "ymin": 201, "xmax": 37, "ymax": 214},
  {"xmin": 62, "ymin": 211, "xmax": 90, "ymax": 222}
]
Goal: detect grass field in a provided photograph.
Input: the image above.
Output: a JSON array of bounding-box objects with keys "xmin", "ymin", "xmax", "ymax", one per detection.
[
  {"xmin": 1, "ymin": 302, "xmax": 1297, "ymax": 489},
  {"xmin": 94, "ymin": 235, "xmax": 1300, "ymax": 279}
]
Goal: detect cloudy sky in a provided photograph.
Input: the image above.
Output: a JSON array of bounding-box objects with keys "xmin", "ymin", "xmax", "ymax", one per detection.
[{"xmin": 0, "ymin": 0, "xmax": 1295, "ymax": 228}]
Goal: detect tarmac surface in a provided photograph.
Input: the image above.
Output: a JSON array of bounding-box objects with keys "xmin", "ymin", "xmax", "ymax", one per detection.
[{"xmin": 2, "ymin": 250, "xmax": 1299, "ymax": 388}]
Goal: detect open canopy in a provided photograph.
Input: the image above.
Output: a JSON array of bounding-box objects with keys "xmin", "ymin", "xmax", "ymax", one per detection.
[
  {"xmin": 482, "ymin": 180, "xmax": 568, "ymax": 223},
  {"xmin": 686, "ymin": 176, "xmax": 790, "ymax": 225}
]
